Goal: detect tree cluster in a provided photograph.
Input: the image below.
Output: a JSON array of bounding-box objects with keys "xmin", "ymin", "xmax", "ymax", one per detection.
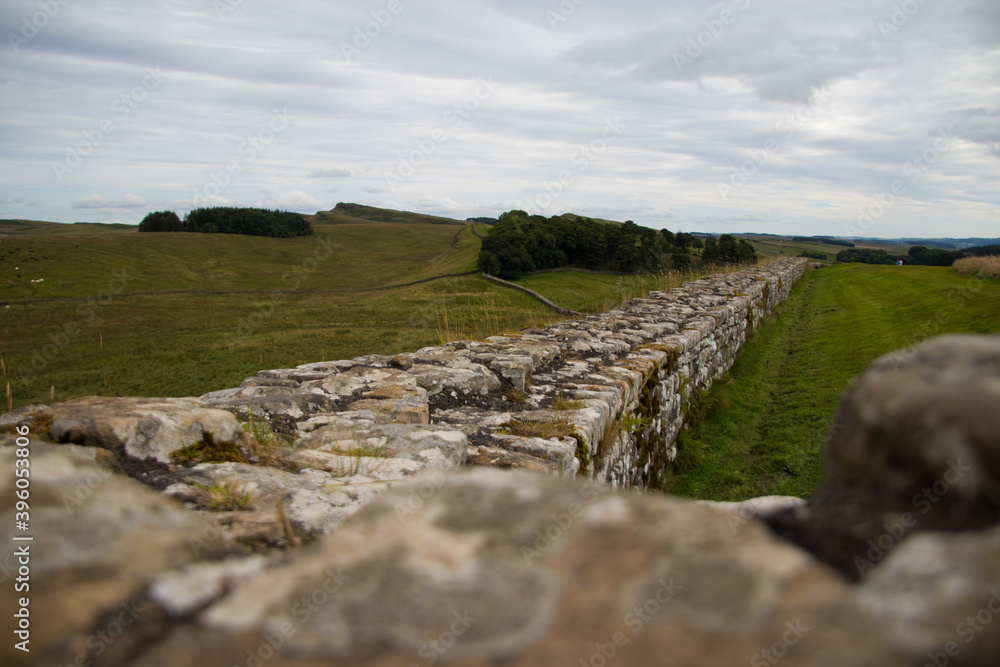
[
  {"xmin": 965, "ymin": 244, "xmax": 1000, "ymax": 257},
  {"xmin": 794, "ymin": 236, "xmax": 855, "ymax": 247},
  {"xmin": 139, "ymin": 207, "xmax": 312, "ymax": 238},
  {"xmin": 835, "ymin": 248, "xmax": 895, "ymax": 265},
  {"xmin": 836, "ymin": 245, "xmax": 966, "ymax": 266},
  {"xmin": 700, "ymin": 234, "xmax": 757, "ymax": 266},
  {"xmin": 905, "ymin": 246, "xmax": 966, "ymax": 266},
  {"xmin": 476, "ymin": 211, "xmax": 756, "ymax": 280},
  {"xmin": 137, "ymin": 210, "xmax": 183, "ymax": 232}
]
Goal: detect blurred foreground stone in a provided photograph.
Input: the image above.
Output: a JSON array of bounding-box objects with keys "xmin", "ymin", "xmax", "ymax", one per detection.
[
  {"xmin": 2, "ymin": 329, "xmax": 999, "ymax": 665},
  {"xmin": 768, "ymin": 334, "xmax": 1000, "ymax": 578}
]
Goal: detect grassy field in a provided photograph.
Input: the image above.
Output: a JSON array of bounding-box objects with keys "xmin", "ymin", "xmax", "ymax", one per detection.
[
  {"xmin": 514, "ymin": 265, "xmax": 753, "ymax": 313},
  {"xmin": 0, "ymin": 219, "xmax": 135, "ymax": 236},
  {"xmin": 667, "ymin": 263, "xmax": 1000, "ymax": 501},
  {"xmin": 1, "ymin": 220, "xmax": 474, "ymax": 300},
  {"xmin": 1, "ymin": 215, "xmax": 574, "ymax": 408}
]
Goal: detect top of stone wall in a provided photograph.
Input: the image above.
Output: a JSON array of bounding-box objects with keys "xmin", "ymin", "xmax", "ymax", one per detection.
[{"xmin": 196, "ymin": 258, "xmax": 807, "ymax": 476}]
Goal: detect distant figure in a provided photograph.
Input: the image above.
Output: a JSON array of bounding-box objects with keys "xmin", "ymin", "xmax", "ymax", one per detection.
[{"xmin": 896, "ymin": 259, "xmax": 904, "ymax": 266}]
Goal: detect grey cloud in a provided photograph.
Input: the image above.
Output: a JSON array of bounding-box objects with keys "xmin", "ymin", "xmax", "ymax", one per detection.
[
  {"xmin": 71, "ymin": 195, "xmax": 149, "ymax": 210},
  {"xmin": 948, "ymin": 108, "xmax": 1000, "ymax": 155},
  {"xmin": 307, "ymin": 168, "xmax": 352, "ymax": 178},
  {"xmin": 0, "ymin": 0, "xmax": 996, "ymax": 237}
]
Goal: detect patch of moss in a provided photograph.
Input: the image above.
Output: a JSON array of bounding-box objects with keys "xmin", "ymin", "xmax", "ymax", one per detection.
[
  {"xmin": 631, "ymin": 366, "xmax": 675, "ymax": 489},
  {"xmin": 171, "ymin": 433, "xmax": 247, "ymax": 465},
  {"xmin": 190, "ymin": 479, "xmax": 254, "ymax": 511},
  {"xmin": 639, "ymin": 344, "xmax": 680, "ymax": 373},
  {"xmin": 552, "ymin": 395, "xmax": 585, "ymax": 411},
  {"xmin": 505, "ymin": 389, "xmax": 527, "ymax": 404},
  {"xmin": 498, "ymin": 418, "xmax": 574, "ymax": 439},
  {"xmin": 575, "ymin": 436, "xmax": 591, "ymax": 476},
  {"xmin": 498, "ymin": 418, "xmax": 589, "ymax": 475},
  {"xmin": 623, "ymin": 415, "xmax": 652, "ymax": 432},
  {"xmin": 3, "ymin": 412, "xmax": 54, "ymax": 440}
]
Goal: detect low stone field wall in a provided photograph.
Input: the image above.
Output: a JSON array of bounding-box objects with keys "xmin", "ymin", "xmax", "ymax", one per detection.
[
  {"xmin": 200, "ymin": 258, "xmax": 807, "ymax": 488},
  {"xmin": 5, "ymin": 262, "xmax": 1000, "ymax": 667}
]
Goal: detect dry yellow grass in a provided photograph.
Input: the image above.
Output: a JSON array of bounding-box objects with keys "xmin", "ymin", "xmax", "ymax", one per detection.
[{"xmin": 954, "ymin": 255, "xmax": 1000, "ymax": 279}]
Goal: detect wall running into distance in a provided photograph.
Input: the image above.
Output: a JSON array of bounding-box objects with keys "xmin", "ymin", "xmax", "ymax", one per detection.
[{"xmin": 201, "ymin": 258, "xmax": 809, "ymax": 489}]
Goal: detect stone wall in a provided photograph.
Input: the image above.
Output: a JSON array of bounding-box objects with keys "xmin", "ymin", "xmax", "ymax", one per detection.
[
  {"xmin": 198, "ymin": 258, "xmax": 807, "ymax": 489},
  {"xmin": 3, "ymin": 259, "xmax": 1000, "ymax": 667}
]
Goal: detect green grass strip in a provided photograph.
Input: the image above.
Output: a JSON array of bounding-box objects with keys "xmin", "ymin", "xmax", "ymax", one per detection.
[{"xmin": 667, "ymin": 264, "xmax": 1000, "ymax": 501}]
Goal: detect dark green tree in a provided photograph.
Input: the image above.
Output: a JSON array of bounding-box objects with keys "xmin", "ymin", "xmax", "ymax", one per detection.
[
  {"xmin": 181, "ymin": 207, "xmax": 311, "ymax": 237},
  {"xmin": 718, "ymin": 234, "xmax": 738, "ymax": 263},
  {"xmin": 138, "ymin": 210, "xmax": 182, "ymax": 232},
  {"xmin": 736, "ymin": 239, "xmax": 757, "ymax": 263},
  {"xmin": 836, "ymin": 248, "xmax": 893, "ymax": 264},
  {"xmin": 701, "ymin": 236, "xmax": 719, "ymax": 265},
  {"xmin": 670, "ymin": 245, "xmax": 691, "ymax": 270},
  {"xmin": 906, "ymin": 246, "xmax": 965, "ymax": 266}
]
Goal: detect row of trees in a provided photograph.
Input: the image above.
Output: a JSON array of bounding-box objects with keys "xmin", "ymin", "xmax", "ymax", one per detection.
[
  {"xmin": 794, "ymin": 236, "xmax": 855, "ymax": 248},
  {"xmin": 477, "ymin": 210, "xmax": 757, "ymax": 280},
  {"xmin": 966, "ymin": 244, "xmax": 1000, "ymax": 257},
  {"xmin": 701, "ymin": 234, "xmax": 758, "ymax": 265},
  {"xmin": 836, "ymin": 246, "xmax": 968, "ymax": 266},
  {"xmin": 139, "ymin": 207, "xmax": 312, "ymax": 238}
]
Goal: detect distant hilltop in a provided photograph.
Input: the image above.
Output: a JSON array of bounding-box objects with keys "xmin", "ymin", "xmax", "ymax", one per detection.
[{"xmin": 326, "ymin": 202, "xmax": 465, "ymax": 226}]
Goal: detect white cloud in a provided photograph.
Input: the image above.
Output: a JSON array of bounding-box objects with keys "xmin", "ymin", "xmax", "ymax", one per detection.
[
  {"xmin": 306, "ymin": 168, "xmax": 352, "ymax": 178},
  {"xmin": 168, "ymin": 196, "xmax": 234, "ymax": 211},
  {"xmin": 71, "ymin": 194, "xmax": 149, "ymax": 210},
  {"xmin": 0, "ymin": 0, "xmax": 996, "ymax": 237},
  {"xmin": 412, "ymin": 196, "xmax": 463, "ymax": 214},
  {"xmin": 255, "ymin": 188, "xmax": 322, "ymax": 212}
]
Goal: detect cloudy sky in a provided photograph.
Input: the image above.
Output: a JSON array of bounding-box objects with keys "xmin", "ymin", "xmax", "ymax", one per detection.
[{"xmin": 1, "ymin": 0, "xmax": 998, "ymax": 238}]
